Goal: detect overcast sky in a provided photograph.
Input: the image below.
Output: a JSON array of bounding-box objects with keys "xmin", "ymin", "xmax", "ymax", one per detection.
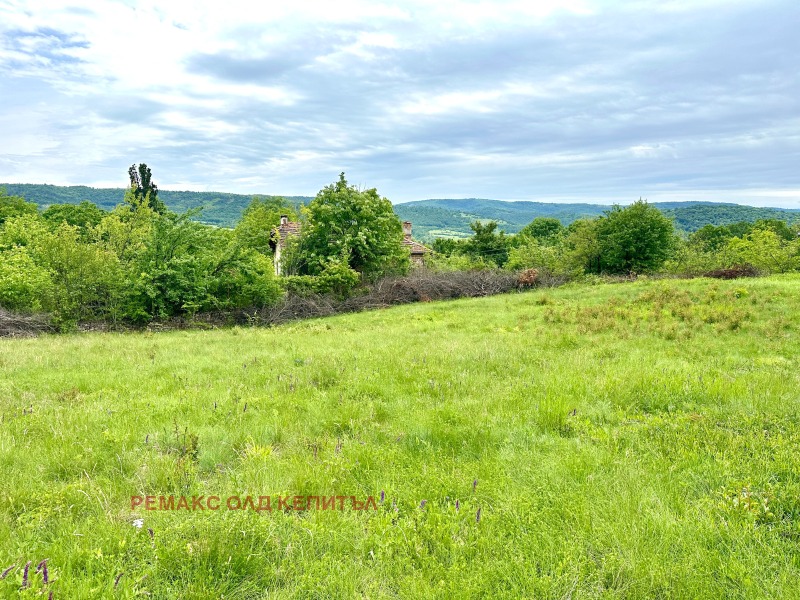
[{"xmin": 1, "ymin": 0, "xmax": 798, "ymax": 206}]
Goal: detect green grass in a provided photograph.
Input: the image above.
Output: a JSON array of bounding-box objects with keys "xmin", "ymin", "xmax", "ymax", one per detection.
[{"xmin": 2, "ymin": 275, "xmax": 800, "ymax": 598}]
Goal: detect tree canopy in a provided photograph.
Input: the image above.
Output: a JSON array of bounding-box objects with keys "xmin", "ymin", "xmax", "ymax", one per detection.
[
  {"xmin": 128, "ymin": 163, "xmax": 166, "ymax": 214},
  {"xmin": 297, "ymin": 173, "xmax": 409, "ymax": 279},
  {"xmin": 517, "ymin": 217, "xmax": 565, "ymax": 245},
  {"xmin": 596, "ymin": 200, "xmax": 676, "ymax": 273},
  {"xmin": 0, "ymin": 188, "xmax": 38, "ymax": 225}
]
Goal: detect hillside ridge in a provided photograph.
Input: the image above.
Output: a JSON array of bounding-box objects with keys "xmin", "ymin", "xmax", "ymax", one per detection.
[{"xmin": 3, "ymin": 183, "xmax": 799, "ymax": 237}]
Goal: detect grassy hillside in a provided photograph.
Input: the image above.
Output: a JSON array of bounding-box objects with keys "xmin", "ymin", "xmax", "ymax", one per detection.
[{"xmin": 2, "ymin": 276, "xmax": 800, "ymax": 597}]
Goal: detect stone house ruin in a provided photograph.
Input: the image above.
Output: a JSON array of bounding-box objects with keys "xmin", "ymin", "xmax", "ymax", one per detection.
[
  {"xmin": 401, "ymin": 221, "xmax": 431, "ymax": 267},
  {"xmin": 270, "ymin": 215, "xmax": 302, "ymax": 275}
]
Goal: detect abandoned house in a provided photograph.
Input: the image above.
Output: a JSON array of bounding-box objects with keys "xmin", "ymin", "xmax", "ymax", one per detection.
[
  {"xmin": 270, "ymin": 216, "xmax": 430, "ymax": 275},
  {"xmin": 401, "ymin": 221, "xmax": 431, "ymax": 267}
]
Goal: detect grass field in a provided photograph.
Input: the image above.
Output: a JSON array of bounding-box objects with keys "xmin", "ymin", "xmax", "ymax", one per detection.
[{"xmin": 2, "ymin": 275, "xmax": 800, "ymax": 598}]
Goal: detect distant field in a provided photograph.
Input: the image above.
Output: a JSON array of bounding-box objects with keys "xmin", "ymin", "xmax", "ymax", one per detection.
[{"xmin": 2, "ymin": 276, "xmax": 800, "ymax": 597}]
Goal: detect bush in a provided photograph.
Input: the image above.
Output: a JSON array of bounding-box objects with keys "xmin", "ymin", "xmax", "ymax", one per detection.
[{"xmin": 0, "ymin": 247, "xmax": 54, "ymax": 312}]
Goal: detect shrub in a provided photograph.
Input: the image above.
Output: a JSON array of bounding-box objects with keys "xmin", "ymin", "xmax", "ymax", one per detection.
[{"xmin": 0, "ymin": 247, "xmax": 54, "ymax": 312}]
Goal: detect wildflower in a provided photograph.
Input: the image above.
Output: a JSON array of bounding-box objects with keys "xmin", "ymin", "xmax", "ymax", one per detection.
[
  {"xmin": 21, "ymin": 561, "xmax": 31, "ymax": 589},
  {"xmin": 476, "ymin": 508, "xmax": 481, "ymax": 523},
  {"xmin": 473, "ymin": 479, "xmax": 478, "ymax": 492},
  {"xmin": 455, "ymin": 500, "xmax": 460, "ymax": 511},
  {"xmin": 379, "ymin": 490, "xmax": 385, "ymax": 504},
  {"xmin": 36, "ymin": 559, "xmax": 48, "ymax": 584},
  {"xmin": 419, "ymin": 500, "xmax": 427, "ymax": 509},
  {"xmin": 132, "ymin": 519, "xmax": 144, "ymax": 529},
  {"xmin": 0, "ymin": 564, "xmax": 15, "ymax": 579}
]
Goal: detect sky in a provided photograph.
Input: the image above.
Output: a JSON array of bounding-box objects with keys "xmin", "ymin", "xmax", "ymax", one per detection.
[{"xmin": 1, "ymin": 0, "xmax": 799, "ymax": 206}]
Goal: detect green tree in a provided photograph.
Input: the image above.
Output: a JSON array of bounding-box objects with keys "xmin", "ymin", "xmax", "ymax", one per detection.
[
  {"xmin": 465, "ymin": 221, "xmax": 510, "ymax": 266},
  {"xmin": 506, "ymin": 239, "xmax": 562, "ymax": 273},
  {"xmin": 689, "ymin": 224, "xmax": 736, "ymax": 252},
  {"xmin": 0, "ymin": 187, "xmax": 38, "ymax": 225},
  {"xmin": 234, "ymin": 196, "xmax": 298, "ymax": 255},
  {"xmin": 516, "ymin": 217, "xmax": 565, "ymax": 245},
  {"xmin": 297, "ymin": 173, "xmax": 409, "ymax": 279},
  {"xmin": 0, "ymin": 246, "xmax": 54, "ymax": 312},
  {"xmin": 128, "ymin": 163, "xmax": 167, "ymax": 214},
  {"xmin": 724, "ymin": 228, "xmax": 798, "ymax": 273},
  {"xmin": 562, "ymin": 219, "xmax": 601, "ymax": 275},
  {"xmin": 753, "ymin": 219, "xmax": 795, "ymax": 242},
  {"xmin": 43, "ymin": 201, "xmax": 107, "ymax": 237},
  {"xmin": 596, "ymin": 200, "xmax": 676, "ymax": 273}
]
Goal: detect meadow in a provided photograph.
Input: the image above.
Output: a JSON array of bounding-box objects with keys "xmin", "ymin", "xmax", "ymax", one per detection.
[{"xmin": 2, "ymin": 275, "xmax": 800, "ymax": 598}]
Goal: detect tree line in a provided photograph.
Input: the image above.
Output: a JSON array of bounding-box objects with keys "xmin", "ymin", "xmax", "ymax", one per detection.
[
  {"xmin": 432, "ymin": 201, "xmax": 800, "ymax": 276},
  {"xmin": 0, "ymin": 169, "xmax": 408, "ymax": 328},
  {"xmin": 2, "ymin": 167, "xmax": 799, "ymax": 330}
]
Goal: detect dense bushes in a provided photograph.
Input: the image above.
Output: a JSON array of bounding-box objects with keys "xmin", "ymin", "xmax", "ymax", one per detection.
[{"xmin": 0, "ymin": 188, "xmax": 286, "ymax": 328}]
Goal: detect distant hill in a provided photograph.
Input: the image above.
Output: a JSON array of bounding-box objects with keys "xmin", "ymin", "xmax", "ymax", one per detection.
[
  {"xmin": 4, "ymin": 184, "xmax": 799, "ymax": 237},
  {"xmin": 0, "ymin": 184, "xmax": 311, "ymax": 227},
  {"xmin": 394, "ymin": 199, "xmax": 800, "ymax": 239}
]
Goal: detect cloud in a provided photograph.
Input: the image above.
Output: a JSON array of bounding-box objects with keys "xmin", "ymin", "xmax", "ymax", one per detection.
[{"xmin": 0, "ymin": 0, "xmax": 798, "ymax": 207}]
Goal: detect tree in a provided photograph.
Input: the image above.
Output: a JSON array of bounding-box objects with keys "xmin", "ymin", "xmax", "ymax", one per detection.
[
  {"xmin": 563, "ymin": 218, "xmax": 601, "ymax": 274},
  {"xmin": 297, "ymin": 173, "xmax": 409, "ymax": 279},
  {"xmin": 689, "ymin": 224, "xmax": 736, "ymax": 252},
  {"xmin": 596, "ymin": 200, "xmax": 676, "ymax": 273},
  {"xmin": 128, "ymin": 163, "xmax": 166, "ymax": 214},
  {"xmin": 517, "ymin": 217, "xmax": 565, "ymax": 245},
  {"xmin": 233, "ymin": 196, "xmax": 298, "ymax": 255},
  {"xmin": 464, "ymin": 221, "xmax": 510, "ymax": 266},
  {"xmin": 43, "ymin": 201, "xmax": 107, "ymax": 237},
  {"xmin": 0, "ymin": 187, "xmax": 38, "ymax": 225}
]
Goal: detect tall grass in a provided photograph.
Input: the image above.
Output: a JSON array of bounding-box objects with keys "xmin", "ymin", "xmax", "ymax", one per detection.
[{"xmin": 1, "ymin": 275, "xmax": 800, "ymax": 597}]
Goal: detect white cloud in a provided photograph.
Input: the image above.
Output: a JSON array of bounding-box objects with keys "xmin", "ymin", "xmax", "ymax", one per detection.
[{"xmin": 0, "ymin": 0, "xmax": 797, "ymax": 208}]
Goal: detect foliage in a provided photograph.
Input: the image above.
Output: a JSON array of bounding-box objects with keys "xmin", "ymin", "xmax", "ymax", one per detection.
[
  {"xmin": 561, "ymin": 218, "xmax": 602, "ymax": 275},
  {"xmin": 32, "ymin": 223, "xmax": 123, "ymax": 325},
  {"xmin": 516, "ymin": 217, "xmax": 565, "ymax": 245},
  {"xmin": 124, "ymin": 211, "xmax": 231, "ymax": 320},
  {"xmin": 127, "ymin": 163, "xmax": 167, "ymax": 214},
  {"xmin": 724, "ymin": 229, "xmax": 799, "ymax": 273},
  {"xmin": 7, "ymin": 183, "xmax": 800, "ymax": 236},
  {"xmin": 0, "ymin": 187, "xmax": 38, "ymax": 225},
  {"xmin": 425, "ymin": 251, "xmax": 497, "ymax": 272},
  {"xmin": 464, "ymin": 221, "xmax": 510, "ymax": 266},
  {"xmin": 0, "ymin": 183, "xmax": 311, "ymax": 227},
  {"xmin": 233, "ymin": 196, "xmax": 298, "ymax": 255},
  {"xmin": 430, "ymin": 221, "xmax": 511, "ymax": 267},
  {"xmin": 42, "ymin": 201, "xmax": 107, "ymax": 237},
  {"xmin": 297, "ymin": 173, "xmax": 409, "ymax": 279},
  {"xmin": 0, "ymin": 188, "xmax": 285, "ymax": 325},
  {"xmin": 506, "ymin": 238, "xmax": 564, "ymax": 273},
  {"xmin": 595, "ymin": 200, "xmax": 677, "ymax": 273},
  {"xmin": 0, "ymin": 246, "xmax": 54, "ymax": 311},
  {"xmin": 282, "ymin": 259, "xmax": 361, "ymax": 299}
]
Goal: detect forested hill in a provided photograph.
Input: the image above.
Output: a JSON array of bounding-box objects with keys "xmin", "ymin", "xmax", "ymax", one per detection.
[
  {"xmin": 393, "ymin": 199, "xmax": 800, "ymax": 239},
  {"xmin": 3, "ymin": 183, "xmax": 799, "ymax": 237},
  {"xmin": 0, "ymin": 184, "xmax": 311, "ymax": 227}
]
